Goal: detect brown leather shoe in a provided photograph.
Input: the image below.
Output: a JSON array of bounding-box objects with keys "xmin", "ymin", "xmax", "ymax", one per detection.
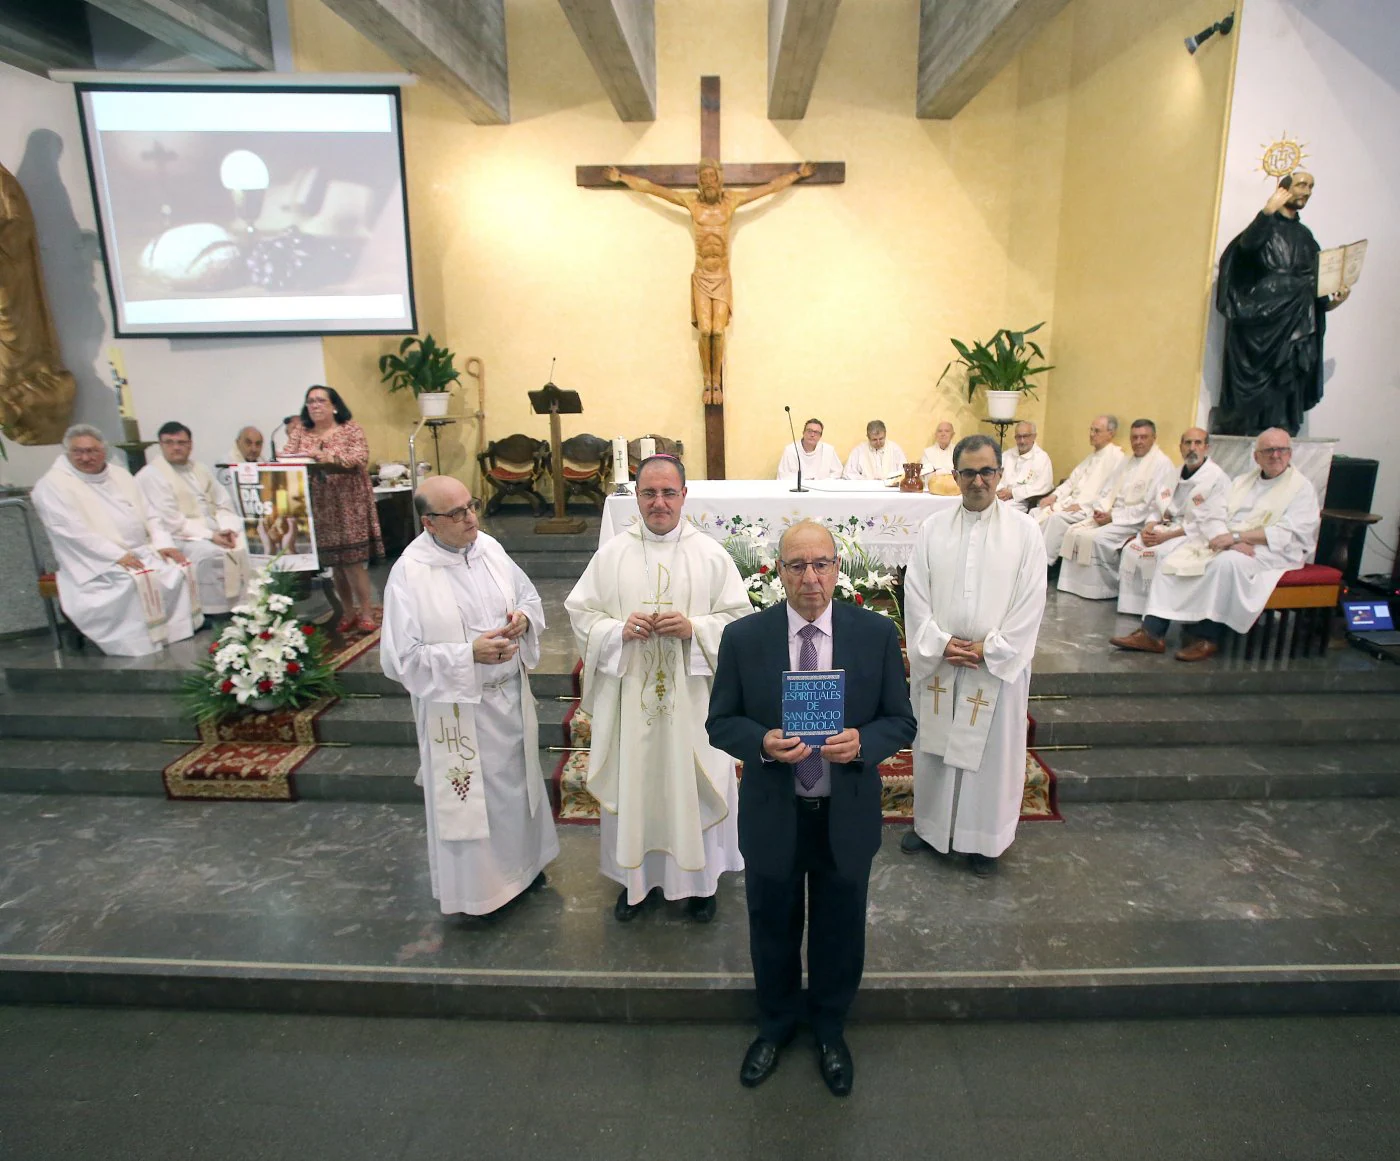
[
  {"xmin": 1174, "ymin": 639, "xmax": 1219, "ymax": 663},
  {"xmin": 1109, "ymin": 628, "xmax": 1165, "ymax": 654}
]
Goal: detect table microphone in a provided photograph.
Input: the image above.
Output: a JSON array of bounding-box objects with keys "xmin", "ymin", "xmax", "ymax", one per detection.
[{"xmin": 785, "ymin": 405, "xmax": 808, "ymax": 494}]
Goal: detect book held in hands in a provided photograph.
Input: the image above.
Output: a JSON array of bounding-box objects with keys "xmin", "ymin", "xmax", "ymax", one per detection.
[{"xmin": 782, "ymin": 669, "xmax": 845, "ymax": 747}]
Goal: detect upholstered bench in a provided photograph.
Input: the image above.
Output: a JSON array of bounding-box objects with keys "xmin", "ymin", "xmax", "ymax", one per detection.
[{"xmin": 1228, "ymin": 563, "xmax": 1343, "ymax": 660}]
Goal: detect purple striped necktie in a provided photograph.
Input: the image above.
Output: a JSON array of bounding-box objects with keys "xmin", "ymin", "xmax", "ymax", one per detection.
[{"xmin": 795, "ymin": 623, "xmax": 823, "ymax": 792}]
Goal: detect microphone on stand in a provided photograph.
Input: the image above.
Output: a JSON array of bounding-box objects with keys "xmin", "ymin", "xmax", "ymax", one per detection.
[{"xmin": 785, "ymin": 405, "xmax": 807, "ymax": 494}]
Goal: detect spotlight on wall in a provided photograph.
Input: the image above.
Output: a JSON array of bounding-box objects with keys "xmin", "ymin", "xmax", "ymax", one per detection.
[{"xmin": 1186, "ymin": 12, "xmax": 1235, "ymax": 54}]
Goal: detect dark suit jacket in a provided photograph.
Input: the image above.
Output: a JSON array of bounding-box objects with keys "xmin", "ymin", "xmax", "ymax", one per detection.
[{"xmin": 706, "ymin": 600, "xmax": 916, "ymax": 881}]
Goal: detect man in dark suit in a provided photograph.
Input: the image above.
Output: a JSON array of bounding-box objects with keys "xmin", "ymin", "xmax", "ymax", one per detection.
[{"xmin": 707, "ymin": 520, "xmax": 916, "ymax": 1097}]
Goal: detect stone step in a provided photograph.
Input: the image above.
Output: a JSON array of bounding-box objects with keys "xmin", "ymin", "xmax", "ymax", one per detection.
[
  {"xmin": 1048, "ymin": 743, "xmax": 1400, "ymax": 802},
  {"xmin": 1, "ymin": 795, "xmax": 1396, "ymax": 1021},
  {"xmin": 1032, "ymin": 693, "xmax": 1400, "ymax": 748},
  {"xmin": 0, "ymin": 691, "xmax": 576, "ymax": 749},
  {"xmin": 1029, "ymin": 663, "xmax": 1400, "ymax": 698}
]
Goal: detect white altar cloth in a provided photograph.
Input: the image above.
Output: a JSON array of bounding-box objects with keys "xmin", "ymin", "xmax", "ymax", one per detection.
[{"xmin": 599, "ymin": 480, "xmax": 960, "ymax": 566}]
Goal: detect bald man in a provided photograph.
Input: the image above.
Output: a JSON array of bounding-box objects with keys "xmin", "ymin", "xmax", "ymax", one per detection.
[{"xmin": 380, "ymin": 476, "xmax": 558, "ymax": 918}]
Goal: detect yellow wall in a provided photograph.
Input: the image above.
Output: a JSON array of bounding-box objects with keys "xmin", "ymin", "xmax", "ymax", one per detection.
[
  {"xmin": 289, "ymin": 0, "xmax": 1230, "ymax": 485},
  {"xmin": 1040, "ymin": 0, "xmax": 1236, "ymax": 476}
]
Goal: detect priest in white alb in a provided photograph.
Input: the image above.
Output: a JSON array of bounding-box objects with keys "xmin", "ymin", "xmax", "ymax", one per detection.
[
  {"xmin": 1057, "ymin": 418, "xmax": 1175, "ymax": 600},
  {"xmin": 919, "ymin": 421, "xmax": 958, "ymax": 495},
  {"xmin": 1034, "ymin": 414, "xmax": 1125, "ymax": 560},
  {"xmin": 565, "ymin": 455, "xmax": 751, "ymax": 923},
  {"xmin": 843, "ymin": 420, "xmax": 907, "ymax": 482},
  {"xmin": 137, "ymin": 421, "xmax": 250, "ymax": 614},
  {"xmin": 903, "ymin": 436, "xmax": 1047, "ymax": 875},
  {"xmin": 777, "ymin": 416, "xmax": 843, "ymax": 481},
  {"xmin": 31, "ymin": 424, "xmax": 201, "ymax": 656},
  {"xmin": 1117, "ymin": 428, "xmax": 1230, "ymax": 616},
  {"xmin": 216, "ymin": 424, "xmax": 264, "ymax": 491},
  {"xmin": 380, "ymin": 475, "xmax": 558, "ymax": 918},
  {"xmin": 997, "ymin": 422, "xmax": 1054, "ymax": 512},
  {"xmin": 1111, "ymin": 429, "xmax": 1320, "ymax": 662}
]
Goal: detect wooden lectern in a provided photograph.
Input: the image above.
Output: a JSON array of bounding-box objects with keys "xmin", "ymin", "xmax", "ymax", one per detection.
[{"xmin": 529, "ymin": 381, "xmax": 587, "ymax": 534}]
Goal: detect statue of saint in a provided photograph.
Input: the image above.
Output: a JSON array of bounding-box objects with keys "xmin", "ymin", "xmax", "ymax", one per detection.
[
  {"xmin": 1215, "ymin": 172, "xmax": 1351, "ymax": 435},
  {"xmin": 605, "ymin": 159, "xmax": 814, "ymax": 404},
  {"xmin": 0, "ymin": 163, "xmax": 77, "ymax": 446}
]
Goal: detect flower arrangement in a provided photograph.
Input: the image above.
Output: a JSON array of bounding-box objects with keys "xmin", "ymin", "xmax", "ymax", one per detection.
[
  {"xmin": 723, "ymin": 524, "xmax": 901, "ymax": 629},
  {"xmin": 182, "ymin": 564, "xmax": 343, "ymax": 723}
]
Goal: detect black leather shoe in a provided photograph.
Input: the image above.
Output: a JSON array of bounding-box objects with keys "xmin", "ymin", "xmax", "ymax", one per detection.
[
  {"xmin": 686, "ymin": 894, "xmax": 717, "ymax": 923},
  {"xmin": 967, "ymin": 853, "xmax": 999, "ymax": 877},
  {"xmin": 816, "ymin": 1037, "xmax": 854, "ymax": 1097},
  {"xmin": 527, "ymin": 871, "xmax": 547, "ymax": 893},
  {"xmin": 739, "ymin": 1036, "xmax": 785, "ymax": 1088},
  {"xmin": 613, "ymin": 887, "xmax": 646, "ymax": 922},
  {"xmin": 900, "ymin": 830, "xmax": 932, "ymax": 855}
]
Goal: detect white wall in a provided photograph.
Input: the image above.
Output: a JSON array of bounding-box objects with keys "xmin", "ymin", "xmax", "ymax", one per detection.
[
  {"xmin": 0, "ymin": 58, "xmax": 325, "ymax": 485},
  {"xmin": 1202, "ymin": 0, "xmax": 1400, "ymax": 575}
]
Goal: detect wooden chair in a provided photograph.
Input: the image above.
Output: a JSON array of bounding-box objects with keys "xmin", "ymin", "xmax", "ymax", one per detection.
[
  {"xmin": 626, "ymin": 435, "xmax": 685, "ymax": 478},
  {"xmin": 477, "ymin": 434, "xmax": 550, "ymax": 516},
  {"xmin": 1224, "ymin": 563, "xmax": 1343, "ymax": 660},
  {"xmin": 557, "ymin": 433, "xmax": 612, "ymax": 511},
  {"xmin": 38, "ymin": 571, "xmax": 86, "ymax": 650}
]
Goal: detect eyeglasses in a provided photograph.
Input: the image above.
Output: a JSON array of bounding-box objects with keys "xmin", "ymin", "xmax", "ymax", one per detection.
[
  {"xmin": 638, "ymin": 489, "xmax": 683, "ymax": 501},
  {"xmin": 955, "ymin": 467, "xmax": 1002, "ymax": 482},
  {"xmin": 1257, "ymin": 447, "xmax": 1292, "ymax": 457},
  {"xmin": 425, "ymin": 500, "xmax": 482, "ymax": 522},
  {"xmin": 780, "ymin": 558, "xmax": 837, "ymax": 576}
]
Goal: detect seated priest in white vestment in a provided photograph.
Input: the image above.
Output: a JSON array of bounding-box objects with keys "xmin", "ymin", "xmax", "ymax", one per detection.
[
  {"xmin": 843, "ymin": 420, "xmax": 908, "ymax": 482},
  {"xmin": 137, "ymin": 421, "xmax": 251, "ymax": 615},
  {"xmin": 1111, "ymin": 429, "xmax": 1320, "ymax": 663},
  {"xmin": 1117, "ymin": 428, "xmax": 1230, "ymax": 616},
  {"xmin": 1057, "ymin": 419, "xmax": 1175, "ymax": 600},
  {"xmin": 380, "ymin": 477, "xmax": 559, "ymax": 919},
  {"xmin": 777, "ymin": 417, "xmax": 843, "ymax": 481},
  {"xmin": 903, "ymin": 435, "xmax": 1047, "ymax": 875},
  {"xmin": 996, "ymin": 422, "xmax": 1054, "ymax": 512},
  {"xmin": 917, "ymin": 421, "xmax": 956, "ymax": 492},
  {"xmin": 565, "ymin": 455, "xmax": 752, "ymax": 923},
  {"xmin": 31, "ymin": 425, "xmax": 202, "ymax": 657},
  {"xmin": 1034, "ymin": 414, "xmax": 1125, "ymax": 560},
  {"xmin": 216, "ymin": 424, "xmax": 265, "ymax": 491}
]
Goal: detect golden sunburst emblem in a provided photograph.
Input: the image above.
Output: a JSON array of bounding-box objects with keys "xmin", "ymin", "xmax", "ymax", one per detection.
[{"xmin": 1259, "ymin": 133, "xmax": 1308, "ymax": 179}]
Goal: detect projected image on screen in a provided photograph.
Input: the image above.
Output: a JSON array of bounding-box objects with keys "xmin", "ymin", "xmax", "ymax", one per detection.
[{"xmin": 77, "ymin": 87, "xmax": 416, "ymax": 337}]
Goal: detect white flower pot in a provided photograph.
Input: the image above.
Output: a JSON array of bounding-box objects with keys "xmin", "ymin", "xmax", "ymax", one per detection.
[
  {"xmin": 417, "ymin": 392, "xmax": 450, "ymax": 418},
  {"xmin": 986, "ymin": 390, "xmax": 1021, "ymax": 420},
  {"xmin": 249, "ymin": 696, "xmax": 278, "ymax": 711}
]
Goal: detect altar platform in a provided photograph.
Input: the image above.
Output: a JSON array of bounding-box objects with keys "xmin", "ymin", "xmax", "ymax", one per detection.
[{"xmin": 1, "ymin": 586, "xmax": 1398, "ymax": 1022}]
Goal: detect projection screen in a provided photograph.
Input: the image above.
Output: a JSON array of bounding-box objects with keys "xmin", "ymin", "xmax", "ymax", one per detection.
[{"xmin": 75, "ymin": 84, "xmax": 417, "ymax": 338}]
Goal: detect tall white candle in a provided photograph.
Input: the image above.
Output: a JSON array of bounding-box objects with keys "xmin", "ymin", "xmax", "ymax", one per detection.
[
  {"xmin": 639, "ymin": 437, "xmax": 657, "ymax": 460},
  {"xmin": 612, "ymin": 437, "xmax": 628, "ymax": 485}
]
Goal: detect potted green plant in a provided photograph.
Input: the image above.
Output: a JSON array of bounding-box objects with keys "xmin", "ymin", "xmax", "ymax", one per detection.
[
  {"xmin": 939, "ymin": 322, "xmax": 1053, "ymax": 420},
  {"xmin": 378, "ymin": 333, "xmax": 461, "ymax": 418}
]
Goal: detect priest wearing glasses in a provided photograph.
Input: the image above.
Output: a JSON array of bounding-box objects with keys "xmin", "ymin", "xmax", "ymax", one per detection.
[
  {"xmin": 566, "ymin": 456, "xmax": 751, "ymax": 924},
  {"xmin": 903, "ymin": 435, "xmax": 1047, "ymax": 877},
  {"xmin": 707, "ymin": 520, "xmax": 916, "ymax": 1097}
]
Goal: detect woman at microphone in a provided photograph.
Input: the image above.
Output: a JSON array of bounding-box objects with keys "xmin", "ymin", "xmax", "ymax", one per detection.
[{"xmin": 280, "ymin": 384, "xmax": 383, "ymax": 633}]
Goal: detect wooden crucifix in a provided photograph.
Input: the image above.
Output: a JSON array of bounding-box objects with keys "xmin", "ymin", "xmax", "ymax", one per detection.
[{"xmin": 578, "ymin": 76, "xmax": 844, "ymax": 480}]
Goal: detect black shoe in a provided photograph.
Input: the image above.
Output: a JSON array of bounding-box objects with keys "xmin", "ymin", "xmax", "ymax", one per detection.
[
  {"xmin": 967, "ymin": 853, "xmax": 999, "ymax": 877},
  {"xmin": 899, "ymin": 830, "xmax": 932, "ymax": 855},
  {"xmin": 527, "ymin": 871, "xmax": 547, "ymax": 893},
  {"xmin": 740, "ymin": 1036, "xmax": 787, "ymax": 1088},
  {"xmin": 816, "ymin": 1037, "xmax": 854, "ymax": 1097},
  {"xmin": 613, "ymin": 886, "xmax": 647, "ymax": 922},
  {"xmin": 686, "ymin": 894, "xmax": 717, "ymax": 923}
]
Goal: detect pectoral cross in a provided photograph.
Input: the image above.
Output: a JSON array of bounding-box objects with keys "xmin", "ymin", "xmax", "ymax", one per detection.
[
  {"xmin": 926, "ymin": 676, "xmax": 948, "ymax": 715},
  {"xmin": 965, "ymin": 688, "xmax": 990, "ymax": 727}
]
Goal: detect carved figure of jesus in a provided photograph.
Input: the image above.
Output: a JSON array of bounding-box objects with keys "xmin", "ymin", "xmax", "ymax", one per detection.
[{"xmin": 605, "ymin": 159, "xmax": 815, "ymax": 405}]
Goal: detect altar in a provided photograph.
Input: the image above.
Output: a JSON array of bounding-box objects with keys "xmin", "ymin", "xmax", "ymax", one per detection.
[{"xmin": 598, "ymin": 480, "xmax": 959, "ymax": 566}]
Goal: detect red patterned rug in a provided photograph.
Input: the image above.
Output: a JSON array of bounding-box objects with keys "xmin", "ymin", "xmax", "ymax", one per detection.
[{"xmin": 161, "ymin": 625, "xmax": 379, "ymax": 802}]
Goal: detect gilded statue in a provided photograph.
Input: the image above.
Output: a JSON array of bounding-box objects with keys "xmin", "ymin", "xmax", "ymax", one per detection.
[
  {"xmin": 605, "ymin": 160, "xmax": 814, "ymax": 405},
  {"xmin": 0, "ymin": 162, "xmax": 77, "ymax": 446}
]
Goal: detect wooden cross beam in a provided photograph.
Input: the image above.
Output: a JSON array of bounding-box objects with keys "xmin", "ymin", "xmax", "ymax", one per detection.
[{"xmin": 578, "ymin": 76, "xmax": 845, "ymax": 480}]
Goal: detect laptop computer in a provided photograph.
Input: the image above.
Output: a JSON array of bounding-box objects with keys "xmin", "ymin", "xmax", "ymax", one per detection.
[{"xmin": 1343, "ymin": 600, "xmax": 1400, "ymax": 646}]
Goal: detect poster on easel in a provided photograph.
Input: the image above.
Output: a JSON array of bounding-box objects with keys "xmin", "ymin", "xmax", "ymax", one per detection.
[{"xmin": 230, "ymin": 462, "xmax": 319, "ymax": 572}]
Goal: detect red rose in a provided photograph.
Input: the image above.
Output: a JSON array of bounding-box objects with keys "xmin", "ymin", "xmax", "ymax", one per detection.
[
  {"xmin": 854, "ymin": 593, "xmax": 865, "ymax": 605},
  {"xmin": 259, "ymin": 631, "xmax": 273, "ymax": 641},
  {"xmin": 220, "ymin": 679, "xmax": 234, "ymax": 694},
  {"xmin": 257, "ymin": 679, "xmax": 273, "ymax": 693},
  {"xmin": 758, "ymin": 565, "xmax": 770, "ymax": 575},
  {"xmin": 286, "ymin": 662, "xmax": 301, "ymax": 675},
  {"xmin": 208, "ymin": 643, "xmax": 219, "ymax": 655},
  {"xmin": 301, "ymin": 624, "xmax": 316, "ymax": 636}
]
